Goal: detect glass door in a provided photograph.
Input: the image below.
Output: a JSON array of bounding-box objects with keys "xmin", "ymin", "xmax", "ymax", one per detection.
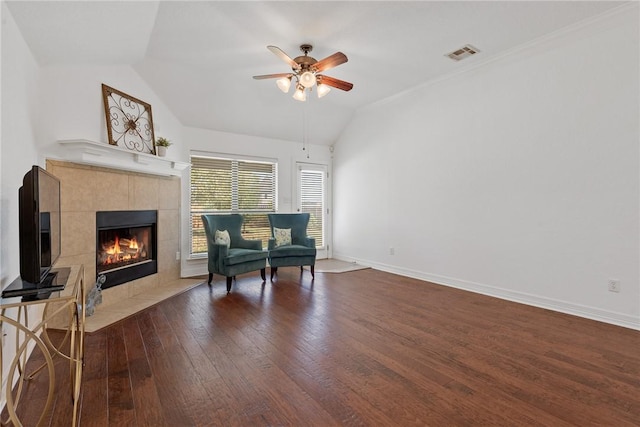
[{"xmin": 296, "ymin": 163, "xmax": 328, "ymax": 259}]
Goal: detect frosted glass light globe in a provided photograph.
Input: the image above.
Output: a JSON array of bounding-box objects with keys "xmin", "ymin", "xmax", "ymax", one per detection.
[{"xmin": 299, "ymin": 71, "xmax": 316, "ymax": 88}]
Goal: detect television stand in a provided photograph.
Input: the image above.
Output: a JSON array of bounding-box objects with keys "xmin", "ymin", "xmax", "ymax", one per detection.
[
  {"xmin": 0, "ymin": 264, "xmax": 85, "ymax": 427},
  {"xmin": 1, "ymin": 269, "xmax": 68, "ymax": 299},
  {"xmin": 39, "ymin": 270, "xmax": 59, "ymax": 287}
]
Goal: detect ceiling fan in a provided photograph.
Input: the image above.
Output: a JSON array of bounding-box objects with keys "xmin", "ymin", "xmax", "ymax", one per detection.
[{"xmin": 253, "ymin": 44, "xmax": 353, "ymax": 101}]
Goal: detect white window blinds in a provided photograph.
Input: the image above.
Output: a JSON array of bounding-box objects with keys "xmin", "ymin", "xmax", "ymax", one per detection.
[
  {"xmin": 190, "ymin": 156, "xmax": 277, "ymax": 254},
  {"xmin": 299, "ymin": 169, "xmax": 324, "ymax": 247}
]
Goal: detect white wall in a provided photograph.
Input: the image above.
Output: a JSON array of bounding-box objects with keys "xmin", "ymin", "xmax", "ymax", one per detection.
[
  {"xmin": 0, "ymin": 1, "xmax": 44, "ymax": 408},
  {"xmin": 180, "ymin": 126, "xmax": 332, "ymax": 277},
  {"xmin": 1, "ymin": 2, "xmax": 41, "ymax": 287},
  {"xmin": 333, "ymin": 6, "xmax": 639, "ymax": 329},
  {"xmin": 36, "ymin": 64, "xmax": 184, "ymax": 163}
]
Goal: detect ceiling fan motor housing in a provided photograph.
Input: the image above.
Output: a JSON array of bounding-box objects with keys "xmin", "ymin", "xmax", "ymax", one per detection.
[{"xmin": 293, "ymin": 45, "xmax": 317, "ymax": 88}]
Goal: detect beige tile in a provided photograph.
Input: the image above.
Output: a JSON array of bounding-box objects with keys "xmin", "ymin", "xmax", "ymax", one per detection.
[
  {"xmin": 129, "ymin": 274, "xmax": 159, "ymax": 296},
  {"xmin": 159, "ymin": 262, "xmax": 181, "ymax": 284},
  {"xmin": 158, "ymin": 177, "xmax": 181, "ymax": 210},
  {"xmin": 55, "ymin": 253, "xmax": 96, "ymax": 288},
  {"xmin": 56, "ymin": 252, "xmax": 94, "ymax": 270},
  {"xmin": 101, "ymin": 283, "xmax": 129, "ymax": 307},
  {"xmin": 157, "ymin": 238, "xmax": 180, "ymax": 276},
  {"xmin": 158, "ymin": 209, "xmax": 180, "ymax": 242},
  {"xmin": 83, "ymin": 263, "xmax": 97, "ymax": 289},
  {"xmin": 55, "ymin": 166, "xmax": 97, "ymax": 212},
  {"xmin": 46, "ymin": 159, "xmax": 60, "ymax": 175},
  {"xmin": 61, "ymin": 211, "xmax": 95, "ymax": 256},
  {"xmin": 129, "ymin": 175, "xmax": 159, "ymax": 210},
  {"xmin": 95, "ymin": 170, "xmax": 129, "ymax": 211}
]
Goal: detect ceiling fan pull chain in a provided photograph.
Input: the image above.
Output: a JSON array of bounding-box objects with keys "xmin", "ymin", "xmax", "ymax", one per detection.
[
  {"xmin": 306, "ymin": 98, "xmax": 311, "ymax": 158},
  {"xmin": 302, "ymin": 102, "xmax": 307, "ymax": 153}
]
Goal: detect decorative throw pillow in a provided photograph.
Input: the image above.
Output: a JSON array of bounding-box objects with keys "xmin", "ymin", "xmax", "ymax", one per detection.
[
  {"xmin": 214, "ymin": 229, "xmax": 230, "ymax": 248},
  {"xmin": 274, "ymin": 227, "xmax": 292, "ymax": 247}
]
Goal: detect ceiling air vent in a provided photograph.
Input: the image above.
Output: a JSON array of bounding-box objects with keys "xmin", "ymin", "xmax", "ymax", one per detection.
[{"xmin": 446, "ymin": 44, "xmax": 480, "ymax": 61}]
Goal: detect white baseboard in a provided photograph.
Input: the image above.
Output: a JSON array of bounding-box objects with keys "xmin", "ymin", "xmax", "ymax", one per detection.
[
  {"xmin": 332, "ymin": 254, "xmax": 640, "ymax": 331},
  {"xmin": 180, "ymin": 258, "xmax": 208, "ymax": 279}
]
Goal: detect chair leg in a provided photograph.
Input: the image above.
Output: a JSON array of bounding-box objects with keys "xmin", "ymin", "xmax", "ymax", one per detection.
[
  {"xmin": 310, "ymin": 265, "xmax": 315, "ymax": 278},
  {"xmin": 207, "ymin": 273, "xmax": 213, "ymax": 285},
  {"xmin": 260, "ymin": 268, "xmax": 266, "ymax": 281},
  {"xmin": 300, "ymin": 266, "xmax": 304, "ymax": 272},
  {"xmin": 226, "ymin": 276, "xmax": 232, "ymax": 293},
  {"xmin": 270, "ymin": 267, "xmax": 277, "ymax": 280}
]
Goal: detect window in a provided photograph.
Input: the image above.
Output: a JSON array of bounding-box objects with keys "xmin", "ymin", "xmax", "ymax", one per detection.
[{"xmin": 190, "ymin": 155, "xmax": 277, "ymax": 255}]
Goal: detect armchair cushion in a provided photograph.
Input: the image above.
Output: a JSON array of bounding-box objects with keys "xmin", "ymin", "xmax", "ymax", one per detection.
[
  {"xmin": 269, "ymin": 244, "xmax": 316, "ymax": 258},
  {"xmin": 214, "ymin": 229, "xmax": 231, "ymax": 248},
  {"xmin": 225, "ymin": 248, "xmax": 269, "ymax": 266},
  {"xmin": 274, "ymin": 227, "xmax": 292, "ymax": 247}
]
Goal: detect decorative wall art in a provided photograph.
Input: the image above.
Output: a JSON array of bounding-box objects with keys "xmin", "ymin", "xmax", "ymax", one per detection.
[{"xmin": 101, "ymin": 84, "xmax": 156, "ymax": 154}]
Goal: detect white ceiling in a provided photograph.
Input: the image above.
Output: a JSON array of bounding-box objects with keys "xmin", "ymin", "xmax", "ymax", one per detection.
[{"xmin": 6, "ymin": 1, "xmax": 626, "ymax": 146}]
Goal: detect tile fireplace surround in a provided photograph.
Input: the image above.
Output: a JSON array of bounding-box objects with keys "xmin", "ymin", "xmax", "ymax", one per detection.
[{"xmin": 47, "ymin": 159, "xmax": 199, "ymax": 332}]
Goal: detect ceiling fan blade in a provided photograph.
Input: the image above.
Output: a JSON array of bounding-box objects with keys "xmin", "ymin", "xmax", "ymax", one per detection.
[
  {"xmin": 313, "ymin": 52, "xmax": 348, "ymax": 73},
  {"xmin": 253, "ymin": 73, "xmax": 293, "ymax": 80},
  {"xmin": 317, "ymin": 75, "xmax": 353, "ymax": 91},
  {"xmin": 267, "ymin": 45, "xmax": 300, "ymax": 70}
]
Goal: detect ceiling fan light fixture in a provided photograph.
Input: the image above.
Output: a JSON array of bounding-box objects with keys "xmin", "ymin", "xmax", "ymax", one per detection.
[
  {"xmin": 299, "ymin": 71, "xmax": 316, "ymax": 88},
  {"xmin": 293, "ymin": 85, "xmax": 307, "ymax": 102},
  {"xmin": 317, "ymin": 83, "xmax": 331, "ymax": 98},
  {"xmin": 276, "ymin": 76, "xmax": 291, "ymax": 93},
  {"xmin": 253, "ymin": 44, "xmax": 352, "ymax": 101}
]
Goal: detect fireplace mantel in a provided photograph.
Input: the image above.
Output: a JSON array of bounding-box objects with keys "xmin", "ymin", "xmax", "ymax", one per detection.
[{"xmin": 58, "ymin": 139, "xmax": 190, "ymax": 177}]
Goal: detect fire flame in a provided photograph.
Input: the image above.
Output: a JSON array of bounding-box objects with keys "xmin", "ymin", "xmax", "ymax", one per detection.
[
  {"xmin": 106, "ymin": 236, "xmax": 121, "ymax": 256},
  {"xmin": 101, "ymin": 235, "xmax": 143, "ymax": 265}
]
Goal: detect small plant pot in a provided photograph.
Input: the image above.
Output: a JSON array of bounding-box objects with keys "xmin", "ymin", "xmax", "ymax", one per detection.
[{"xmin": 157, "ymin": 146, "xmax": 167, "ymax": 157}]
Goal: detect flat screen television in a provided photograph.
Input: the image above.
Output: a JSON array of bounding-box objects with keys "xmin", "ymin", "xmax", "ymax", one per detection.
[{"xmin": 19, "ymin": 165, "xmax": 61, "ymax": 284}]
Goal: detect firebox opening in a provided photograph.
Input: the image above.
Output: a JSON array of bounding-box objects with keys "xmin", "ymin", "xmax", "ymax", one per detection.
[
  {"xmin": 96, "ymin": 210, "xmax": 158, "ymax": 289},
  {"xmin": 97, "ymin": 226, "xmax": 152, "ymax": 273}
]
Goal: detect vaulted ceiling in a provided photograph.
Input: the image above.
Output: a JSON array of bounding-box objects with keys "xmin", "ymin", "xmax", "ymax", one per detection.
[{"xmin": 6, "ymin": 1, "xmax": 626, "ymax": 146}]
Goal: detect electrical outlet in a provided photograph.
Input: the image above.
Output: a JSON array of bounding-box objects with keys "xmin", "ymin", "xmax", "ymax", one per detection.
[
  {"xmin": 389, "ymin": 247, "xmax": 395, "ymax": 255},
  {"xmin": 175, "ymin": 251, "xmax": 181, "ymax": 260},
  {"xmin": 607, "ymin": 279, "xmax": 621, "ymax": 293}
]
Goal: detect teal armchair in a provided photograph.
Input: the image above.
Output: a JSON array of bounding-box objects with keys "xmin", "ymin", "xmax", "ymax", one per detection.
[
  {"xmin": 267, "ymin": 213, "xmax": 317, "ymax": 280},
  {"xmin": 201, "ymin": 214, "xmax": 268, "ymax": 293}
]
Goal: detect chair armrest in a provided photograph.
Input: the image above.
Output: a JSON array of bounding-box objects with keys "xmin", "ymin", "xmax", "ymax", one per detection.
[
  {"xmin": 207, "ymin": 242, "xmax": 229, "ymax": 273},
  {"xmin": 268, "ymin": 238, "xmax": 276, "ymax": 250},
  {"xmin": 304, "ymin": 237, "xmax": 316, "ymax": 248}
]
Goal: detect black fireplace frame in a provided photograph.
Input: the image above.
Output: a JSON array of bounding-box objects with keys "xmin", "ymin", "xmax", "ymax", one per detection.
[{"xmin": 96, "ymin": 210, "xmax": 158, "ymax": 289}]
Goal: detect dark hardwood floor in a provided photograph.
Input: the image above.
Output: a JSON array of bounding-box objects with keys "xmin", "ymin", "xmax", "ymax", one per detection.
[{"xmin": 7, "ymin": 268, "xmax": 640, "ymax": 426}]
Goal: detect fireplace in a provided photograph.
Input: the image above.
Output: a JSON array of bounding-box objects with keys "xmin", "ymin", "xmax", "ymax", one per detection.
[{"xmin": 96, "ymin": 210, "xmax": 157, "ymax": 289}]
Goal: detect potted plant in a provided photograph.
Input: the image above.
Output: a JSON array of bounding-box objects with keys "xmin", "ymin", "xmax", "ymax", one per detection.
[{"xmin": 155, "ymin": 137, "xmax": 172, "ymax": 157}]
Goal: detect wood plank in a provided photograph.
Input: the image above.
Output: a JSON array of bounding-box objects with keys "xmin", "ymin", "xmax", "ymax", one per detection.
[
  {"xmin": 77, "ymin": 329, "xmax": 108, "ymax": 427},
  {"xmin": 106, "ymin": 324, "xmax": 136, "ymax": 425},
  {"xmin": 120, "ymin": 315, "xmax": 169, "ymax": 426}
]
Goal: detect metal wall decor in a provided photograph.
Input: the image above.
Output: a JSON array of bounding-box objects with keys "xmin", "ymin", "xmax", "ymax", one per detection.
[{"xmin": 101, "ymin": 84, "xmax": 156, "ymax": 154}]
